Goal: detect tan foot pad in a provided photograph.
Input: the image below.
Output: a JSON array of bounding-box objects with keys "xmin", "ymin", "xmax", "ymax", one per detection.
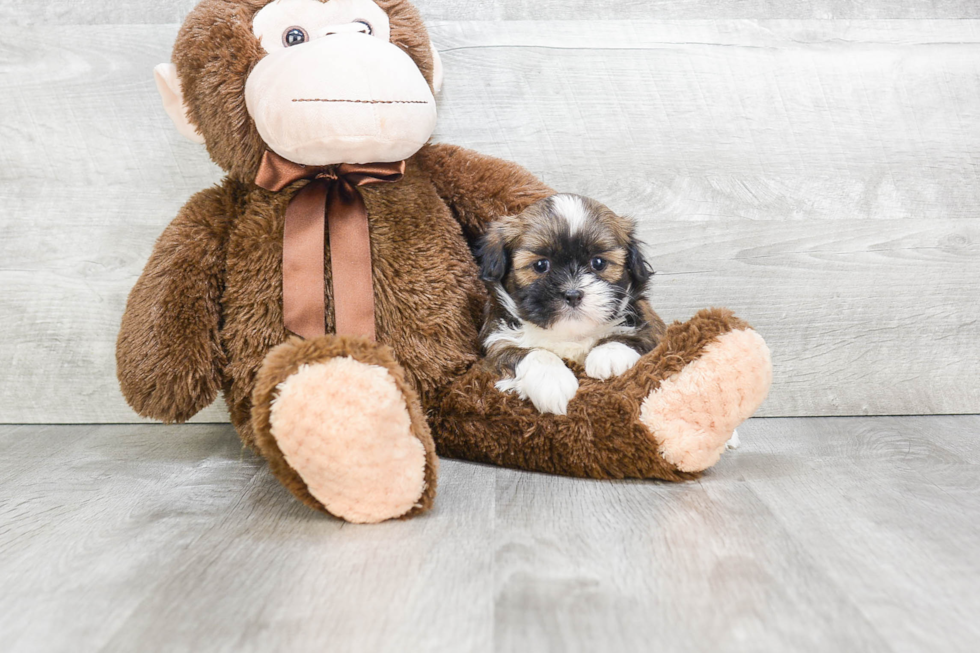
[
  {"xmin": 269, "ymin": 356, "xmax": 427, "ymax": 523},
  {"xmin": 640, "ymin": 329, "xmax": 772, "ymax": 473}
]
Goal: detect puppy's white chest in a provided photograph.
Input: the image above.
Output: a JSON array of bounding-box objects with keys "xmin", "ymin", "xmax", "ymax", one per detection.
[
  {"xmin": 513, "ymin": 320, "xmax": 619, "ymax": 365},
  {"xmin": 531, "ymin": 335, "xmax": 594, "ymax": 365}
]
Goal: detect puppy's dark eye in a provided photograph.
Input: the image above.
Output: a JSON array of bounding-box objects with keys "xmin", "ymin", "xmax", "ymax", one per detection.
[
  {"xmin": 283, "ymin": 27, "xmax": 308, "ymax": 47},
  {"xmin": 533, "ymin": 259, "xmax": 550, "ymax": 274},
  {"xmin": 354, "ymin": 20, "xmax": 373, "ymax": 35},
  {"xmin": 591, "ymin": 257, "xmax": 607, "ymax": 272}
]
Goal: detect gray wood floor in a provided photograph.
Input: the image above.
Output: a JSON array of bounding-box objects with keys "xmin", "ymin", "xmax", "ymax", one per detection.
[{"xmin": 1, "ymin": 417, "xmax": 978, "ymax": 652}]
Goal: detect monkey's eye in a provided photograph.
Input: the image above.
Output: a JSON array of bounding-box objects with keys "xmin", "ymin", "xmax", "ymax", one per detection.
[
  {"xmin": 532, "ymin": 259, "xmax": 551, "ymax": 274},
  {"xmin": 590, "ymin": 257, "xmax": 607, "ymax": 272},
  {"xmin": 353, "ymin": 20, "xmax": 373, "ymax": 35},
  {"xmin": 283, "ymin": 27, "xmax": 308, "ymax": 47}
]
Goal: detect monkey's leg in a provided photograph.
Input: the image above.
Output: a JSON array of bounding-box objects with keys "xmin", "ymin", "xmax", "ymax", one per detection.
[
  {"xmin": 431, "ymin": 309, "xmax": 771, "ymax": 480},
  {"xmin": 251, "ymin": 336, "xmax": 437, "ymax": 523}
]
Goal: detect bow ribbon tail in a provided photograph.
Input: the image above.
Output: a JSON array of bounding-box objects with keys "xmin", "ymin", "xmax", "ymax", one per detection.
[
  {"xmin": 326, "ymin": 180, "xmax": 377, "ymax": 341},
  {"xmin": 282, "ymin": 180, "xmax": 329, "ymax": 339}
]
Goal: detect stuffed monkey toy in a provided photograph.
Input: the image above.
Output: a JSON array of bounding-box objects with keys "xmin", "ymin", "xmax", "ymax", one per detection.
[{"xmin": 117, "ymin": 0, "xmax": 772, "ymax": 523}]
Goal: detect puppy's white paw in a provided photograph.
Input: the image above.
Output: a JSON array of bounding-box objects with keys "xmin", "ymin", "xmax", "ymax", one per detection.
[
  {"xmin": 585, "ymin": 341, "xmax": 642, "ymax": 380},
  {"xmin": 726, "ymin": 429, "xmax": 741, "ymax": 450},
  {"xmin": 510, "ymin": 349, "xmax": 579, "ymax": 415}
]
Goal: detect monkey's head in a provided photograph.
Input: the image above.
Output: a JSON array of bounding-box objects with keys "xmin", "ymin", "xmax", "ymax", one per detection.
[{"xmin": 155, "ymin": 0, "xmax": 443, "ymax": 181}]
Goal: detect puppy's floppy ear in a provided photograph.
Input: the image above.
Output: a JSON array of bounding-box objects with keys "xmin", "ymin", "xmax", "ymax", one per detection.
[
  {"xmin": 476, "ymin": 223, "xmax": 510, "ymax": 283},
  {"xmin": 626, "ymin": 237, "xmax": 653, "ymax": 286}
]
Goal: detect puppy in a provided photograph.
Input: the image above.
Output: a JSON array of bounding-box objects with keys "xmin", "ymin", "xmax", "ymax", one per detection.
[{"xmin": 476, "ymin": 193, "xmax": 666, "ymax": 415}]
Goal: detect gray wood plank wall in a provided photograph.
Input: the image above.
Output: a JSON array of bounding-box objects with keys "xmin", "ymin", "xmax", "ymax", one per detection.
[
  {"xmin": 1, "ymin": 3, "xmax": 978, "ymax": 422},
  {"xmin": 4, "ymin": 0, "xmax": 980, "ymax": 23}
]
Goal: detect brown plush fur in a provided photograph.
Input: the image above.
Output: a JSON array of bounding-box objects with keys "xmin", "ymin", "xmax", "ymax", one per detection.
[
  {"xmin": 216, "ymin": 155, "xmax": 502, "ymax": 448},
  {"xmin": 433, "ymin": 308, "xmax": 748, "ymax": 481},
  {"xmin": 116, "ymin": 179, "xmax": 238, "ymax": 423},
  {"xmin": 118, "ymin": 0, "xmax": 767, "ymax": 519},
  {"xmin": 413, "ymin": 144, "xmax": 554, "ymax": 241}
]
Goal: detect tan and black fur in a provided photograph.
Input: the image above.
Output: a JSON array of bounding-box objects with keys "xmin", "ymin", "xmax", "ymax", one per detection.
[{"xmin": 476, "ymin": 194, "xmax": 665, "ymax": 377}]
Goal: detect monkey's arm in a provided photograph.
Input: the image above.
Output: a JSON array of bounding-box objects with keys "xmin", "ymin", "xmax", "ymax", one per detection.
[
  {"xmin": 116, "ymin": 182, "xmax": 236, "ymax": 423},
  {"xmin": 416, "ymin": 143, "xmax": 554, "ymax": 241}
]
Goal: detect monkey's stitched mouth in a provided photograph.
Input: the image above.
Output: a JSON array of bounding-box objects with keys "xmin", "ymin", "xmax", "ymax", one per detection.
[{"xmin": 292, "ymin": 98, "xmax": 430, "ymax": 104}]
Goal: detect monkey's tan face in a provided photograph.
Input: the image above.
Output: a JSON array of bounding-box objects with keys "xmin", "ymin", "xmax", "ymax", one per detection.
[{"xmin": 244, "ymin": 0, "xmax": 438, "ymax": 165}]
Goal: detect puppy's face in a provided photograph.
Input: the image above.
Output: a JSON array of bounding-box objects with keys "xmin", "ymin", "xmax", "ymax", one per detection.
[{"xmin": 478, "ymin": 194, "xmax": 652, "ymax": 333}]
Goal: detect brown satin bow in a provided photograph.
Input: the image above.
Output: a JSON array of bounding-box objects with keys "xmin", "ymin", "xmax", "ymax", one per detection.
[{"xmin": 255, "ymin": 150, "xmax": 405, "ymax": 341}]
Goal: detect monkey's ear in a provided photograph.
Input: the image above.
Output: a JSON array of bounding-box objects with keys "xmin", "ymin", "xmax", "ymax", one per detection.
[
  {"xmin": 626, "ymin": 240, "xmax": 653, "ymax": 286},
  {"xmin": 430, "ymin": 43, "xmax": 444, "ymax": 94},
  {"xmin": 154, "ymin": 63, "xmax": 205, "ymax": 144},
  {"xmin": 476, "ymin": 226, "xmax": 509, "ymax": 283}
]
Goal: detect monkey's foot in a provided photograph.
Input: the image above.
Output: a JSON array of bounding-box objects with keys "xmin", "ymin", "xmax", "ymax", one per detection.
[
  {"xmin": 252, "ymin": 337, "xmax": 437, "ymax": 523},
  {"xmin": 639, "ymin": 327, "xmax": 771, "ymax": 473}
]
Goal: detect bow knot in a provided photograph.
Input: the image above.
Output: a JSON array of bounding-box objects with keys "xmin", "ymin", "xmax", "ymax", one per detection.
[{"xmin": 255, "ymin": 150, "xmax": 406, "ymax": 340}]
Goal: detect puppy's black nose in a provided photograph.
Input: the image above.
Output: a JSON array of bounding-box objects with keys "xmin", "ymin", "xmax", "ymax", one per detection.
[{"xmin": 564, "ymin": 289, "xmax": 584, "ymax": 307}]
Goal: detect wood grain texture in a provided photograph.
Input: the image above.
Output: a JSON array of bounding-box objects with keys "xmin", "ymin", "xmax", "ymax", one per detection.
[
  {"xmin": 1, "ymin": 418, "xmax": 978, "ymax": 651},
  {"xmin": 741, "ymin": 417, "xmax": 980, "ymax": 653},
  {"xmin": 0, "ymin": 423, "xmax": 495, "ymax": 652},
  {"xmin": 1, "ymin": 20, "xmax": 979, "ymax": 421},
  {"xmin": 2, "ymin": 0, "xmax": 979, "ymax": 24}
]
